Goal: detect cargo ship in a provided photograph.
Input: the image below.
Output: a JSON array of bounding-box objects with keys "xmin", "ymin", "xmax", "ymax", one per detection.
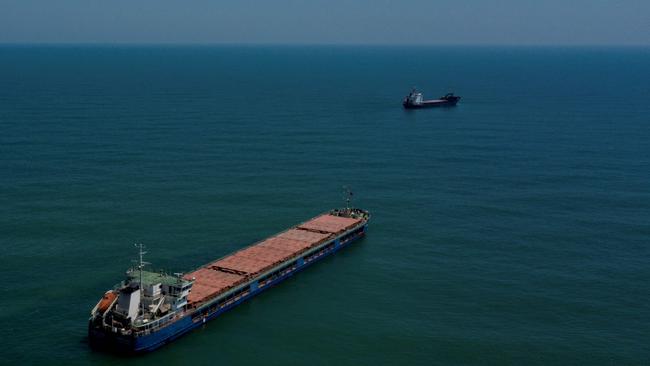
[
  {"xmin": 88, "ymin": 207, "xmax": 370, "ymax": 353},
  {"xmin": 403, "ymin": 89, "xmax": 461, "ymax": 109}
]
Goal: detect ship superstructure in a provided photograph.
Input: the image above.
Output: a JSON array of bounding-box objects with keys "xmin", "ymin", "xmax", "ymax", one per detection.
[{"xmin": 89, "ymin": 207, "xmax": 370, "ymax": 353}]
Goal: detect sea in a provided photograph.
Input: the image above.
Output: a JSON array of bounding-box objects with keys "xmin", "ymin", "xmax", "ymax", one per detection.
[{"xmin": 0, "ymin": 45, "xmax": 648, "ymax": 365}]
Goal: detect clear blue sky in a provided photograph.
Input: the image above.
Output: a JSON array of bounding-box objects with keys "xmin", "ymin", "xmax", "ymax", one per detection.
[{"xmin": 1, "ymin": 0, "xmax": 648, "ymax": 45}]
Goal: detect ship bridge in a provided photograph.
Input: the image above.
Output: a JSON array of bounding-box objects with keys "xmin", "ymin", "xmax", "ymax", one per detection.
[{"xmin": 116, "ymin": 270, "xmax": 193, "ymax": 325}]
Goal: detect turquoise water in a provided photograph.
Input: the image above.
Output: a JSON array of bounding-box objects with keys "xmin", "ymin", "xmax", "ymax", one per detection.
[{"xmin": 1, "ymin": 46, "xmax": 649, "ymax": 365}]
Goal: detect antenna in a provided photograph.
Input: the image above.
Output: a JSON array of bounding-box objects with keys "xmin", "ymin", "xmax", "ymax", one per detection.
[
  {"xmin": 134, "ymin": 243, "xmax": 150, "ymax": 320},
  {"xmin": 342, "ymin": 185, "xmax": 353, "ymax": 211}
]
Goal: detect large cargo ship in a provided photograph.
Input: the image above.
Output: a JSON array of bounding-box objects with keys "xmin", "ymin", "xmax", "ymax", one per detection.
[
  {"xmin": 88, "ymin": 207, "xmax": 370, "ymax": 353},
  {"xmin": 403, "ymin": 89, "xmax": 461, "ymax": 109}
]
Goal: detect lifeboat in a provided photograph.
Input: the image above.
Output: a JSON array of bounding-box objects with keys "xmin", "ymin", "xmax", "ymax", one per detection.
[{"xmin": 96, "ymin": 291, "xmax": 117, "ymax": 314}]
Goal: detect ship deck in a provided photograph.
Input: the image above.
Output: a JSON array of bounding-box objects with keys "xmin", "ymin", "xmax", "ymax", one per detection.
[{"xmin": 183, "ymin": 213, "xmax": 363, "ymax": 306}]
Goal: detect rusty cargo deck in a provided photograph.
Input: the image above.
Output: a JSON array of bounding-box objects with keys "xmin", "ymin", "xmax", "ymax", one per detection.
[{"xmin": 183, "ymin": 212, "xmax": 364, "ymax": 307}]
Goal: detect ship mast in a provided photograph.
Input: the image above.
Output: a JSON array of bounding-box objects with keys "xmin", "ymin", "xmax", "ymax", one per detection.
[
  {"xmin": 342, "ymin": 185, "xmax": 353, "ymax": 211},
  {"xmin": 135, "ymin": 243, "xmax": 149, "ymax": 320}
]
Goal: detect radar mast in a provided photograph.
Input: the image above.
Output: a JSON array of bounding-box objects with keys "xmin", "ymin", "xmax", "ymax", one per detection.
[
  {"xmin": 135, "ymin": 243, "xmax": 149, "ymax": 319},
  {"xmin": 342, "ymin": 185, "xmax": 353, "ymax": 212}
]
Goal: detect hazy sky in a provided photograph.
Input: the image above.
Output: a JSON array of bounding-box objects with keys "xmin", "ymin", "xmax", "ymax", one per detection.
[{"xmin": 1, "ymin": 0, "xmax": 648, "ymax": 45}]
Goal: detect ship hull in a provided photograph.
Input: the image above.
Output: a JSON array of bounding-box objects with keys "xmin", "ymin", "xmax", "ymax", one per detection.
[
  {"xmin": 403, "ymin": 99, "xmax": 460, "ymax": 109},
  {"xmin": 89, "ymin": 223, "xmax": 368, "ymax": 354}
]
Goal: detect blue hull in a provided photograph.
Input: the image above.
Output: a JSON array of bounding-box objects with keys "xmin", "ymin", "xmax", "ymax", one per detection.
[{"xmin": 89, "ymin": 224, "xmax": 367, "ymax": 354}]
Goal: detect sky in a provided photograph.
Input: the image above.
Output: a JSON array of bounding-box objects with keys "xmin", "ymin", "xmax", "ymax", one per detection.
[{"xmin": 1, "ymin": 0, "xmax": 648, "ymax": 45}]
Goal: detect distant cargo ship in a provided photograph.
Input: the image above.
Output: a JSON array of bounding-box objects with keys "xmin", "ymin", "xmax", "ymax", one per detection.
[
  {"xmin": 88, "ymin": 207, "xmax": 370, "ymax": 353},
  {"xmin": 403, "ymin": 89, "xmax": 461, "ymax": 109}
]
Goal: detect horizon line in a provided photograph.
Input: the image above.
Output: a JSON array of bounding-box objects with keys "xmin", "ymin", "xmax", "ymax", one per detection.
[{"xmin": 0, "ymin": 41, "xmax": 649, "ymax": 48}]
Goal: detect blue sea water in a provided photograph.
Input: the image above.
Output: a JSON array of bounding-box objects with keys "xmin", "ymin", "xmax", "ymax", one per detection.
[{"xmin": 0, "ymin": 45, "xmax": 649, "ymax": 365}]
